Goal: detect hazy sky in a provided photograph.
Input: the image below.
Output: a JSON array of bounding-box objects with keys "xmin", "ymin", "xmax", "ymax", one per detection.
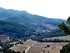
[{"xmin": 0, "ymin": 0, "xmax": 70, "ymax": 19}]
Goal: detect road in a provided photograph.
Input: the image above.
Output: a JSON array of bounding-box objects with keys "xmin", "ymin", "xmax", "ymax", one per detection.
[
  {"xmin": 25, "ymin": 46, "xmax": 30, "ymax": 53},
  {"xmin": 25, "ymin": 41, "xmax": 36, "ymax": 53}
]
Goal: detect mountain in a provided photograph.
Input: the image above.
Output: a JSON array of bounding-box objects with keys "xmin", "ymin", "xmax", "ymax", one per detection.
[{"xmin": 0, "ymin": 7, "xmax": 65, "ymax": 33}]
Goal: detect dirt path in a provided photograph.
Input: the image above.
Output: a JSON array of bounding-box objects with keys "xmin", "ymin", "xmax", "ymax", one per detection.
[
  {"xmin": 25, "ymin": 46, "xmax": 30, "ymax": 53},
  {"xmin": 25, "ymin": 41, "xmax": 36, "ymax": 53}
]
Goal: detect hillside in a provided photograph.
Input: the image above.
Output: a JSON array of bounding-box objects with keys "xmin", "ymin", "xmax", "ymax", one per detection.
[
  {"xmin": 0, "ymin": 7, "xmax": 65, "ymax": 33},
  {"xmin": 0, "ymin": 20, "xmax": 35, "ymax": 39}
]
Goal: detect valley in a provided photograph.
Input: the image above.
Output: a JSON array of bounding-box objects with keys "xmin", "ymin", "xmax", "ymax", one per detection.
[{"xmin": 0, "ymin": 8, "xmax": 69, "ymax": 53}]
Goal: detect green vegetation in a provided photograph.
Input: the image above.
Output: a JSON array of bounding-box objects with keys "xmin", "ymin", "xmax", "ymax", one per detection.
[
  {"xmin": 31, "ymin": 29, "xmax": 67, "ymax": 42},
  {"xmin": 3, "ymin": 49, "xmax": 21, "ymax": 53},
  {"xmin": 0, "ymin": 40, "xmax": 21, "ymax": 53},
  {"xmin": 0, "ymin": 20, "xmax": 66, "ymax": 42},
  {"xmin": 60, "ymin": 43, "xmax": 70, "ymax": 53},
  {"xmin": 58, "ymin": 17, "xmax": 70, "ymax": 53},
  {"xmin": 58, "ymin": 17, "xmax": 70, "ymax": 34},
  {"xmin": 0, "ymin": 20, "xmax": 35, "ymax": 39},
  {"xmin": 0, "ymin": 7, "xmax": 67, "ymax": 42},
  {"xmin": 0, "ymin": 7, "xmax": 65, "ymax": 33}
]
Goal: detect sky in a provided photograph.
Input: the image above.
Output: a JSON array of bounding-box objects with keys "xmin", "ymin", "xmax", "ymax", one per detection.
[{"xmin": 0, "ymin": 0, "xmax": 70, "ymax": 20}]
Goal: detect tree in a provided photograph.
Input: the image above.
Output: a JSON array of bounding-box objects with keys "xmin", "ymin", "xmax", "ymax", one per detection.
[
  {"xmin": 47, "ymin": 45, "xmax": 50, "ymax": 48},
  {"xmin": 67, "ymin": 17, "xmax": 70, "ymax": 24},
  {"xmin": 23, "ymin": 51, "xmax": 25, "ymax": 53},
  {"xmin": 60, "ymin": 43, "xmax": 70, "ymax": 53},
  {"xmin": 58, "ymin": 17, "xmax": 70, "ymax": 34},
  {"xmin": 58, "ymin": 17, "xmax": 70, "ymax": 53}
]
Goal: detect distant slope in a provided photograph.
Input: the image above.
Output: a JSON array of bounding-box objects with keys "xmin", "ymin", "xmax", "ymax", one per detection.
[
  {"xmin": 0, "ymin": 20, "xmax": 35, "ymax": 38},
  {"xmin": 44, "ymin": 36, "xmax": 70, "ymax": 41},
  {"xmin": 0, "ymin": 7, "xmax": 66, "ymax": 33}
]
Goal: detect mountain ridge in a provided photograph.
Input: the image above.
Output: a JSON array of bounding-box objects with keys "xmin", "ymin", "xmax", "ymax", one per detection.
[{"xmin": 0, "ymin": 7, "xmax": 66, "ymax": 33}]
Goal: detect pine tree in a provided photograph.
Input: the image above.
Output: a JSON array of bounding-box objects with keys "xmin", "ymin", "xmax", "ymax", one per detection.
[{"xmin": 58, "ymin": 17, "xmax": 70, "ymax": 34}]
